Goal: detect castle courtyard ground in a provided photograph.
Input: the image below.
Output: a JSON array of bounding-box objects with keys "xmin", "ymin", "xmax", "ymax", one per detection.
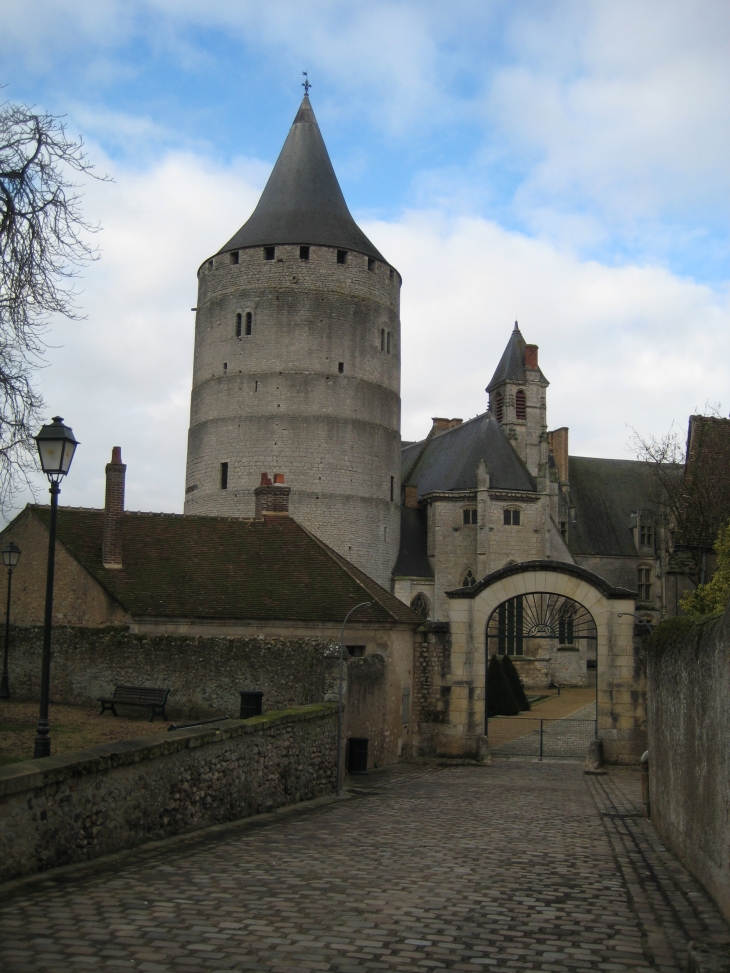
[{"xmin": 0, "ymin": 761, "xmax": 727, "ymax": 973}]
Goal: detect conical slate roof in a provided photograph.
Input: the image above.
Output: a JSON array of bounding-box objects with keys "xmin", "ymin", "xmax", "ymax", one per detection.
[
  {"xmin": 219, "ymin": 97, "xmax": 386, "ymax": 261},
  {"xmin": 486, "ymin": 322, "xmax": 526, "ymax": 391},
  {"xmin": 486, "ymin": 322, "xmax": 548, "ymax": 391}
]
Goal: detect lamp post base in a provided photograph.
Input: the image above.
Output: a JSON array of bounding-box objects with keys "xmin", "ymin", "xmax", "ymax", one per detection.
[{"xmin": 33, "ymin": 721, "xmax": 51, "ymax": 758}]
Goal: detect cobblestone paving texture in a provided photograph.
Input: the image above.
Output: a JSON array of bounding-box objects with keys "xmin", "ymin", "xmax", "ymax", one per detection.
[{"xmin": 1, "ymin": 761, "xmax": 727, "ymax": 973}]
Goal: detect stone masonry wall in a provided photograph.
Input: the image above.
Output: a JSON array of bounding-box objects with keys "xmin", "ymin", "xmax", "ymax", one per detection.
[
  {"xmin": 411, "ymin": 624, "xmax": 453, "ymax": 756},
  {"xmin": 647, "ymin": 608, "xmax": 730, "ymax": 922},
  {"xmin": 0, "ymin": 704, "xmax": 337, "ymax": 882},
  {"xmin": 184, "ymin": 243, "xmax": 402, "ymax": 587},
  {"xmin": 7, "ymin": 626, "xmax": 339, "ymax": 720}
]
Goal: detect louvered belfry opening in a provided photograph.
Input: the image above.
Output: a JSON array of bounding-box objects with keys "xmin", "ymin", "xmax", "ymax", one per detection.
[{"xmin": 516, "ymin": 389, "xmax": 526, "ymax": 420}]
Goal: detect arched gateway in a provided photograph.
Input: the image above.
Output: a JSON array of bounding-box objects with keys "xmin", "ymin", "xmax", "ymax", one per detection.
[{"xmin": 427, "ymin": 560, "xmax": 644, "ymax": 764}]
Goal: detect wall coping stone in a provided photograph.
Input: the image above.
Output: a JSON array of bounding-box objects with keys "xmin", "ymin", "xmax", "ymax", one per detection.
[{"xmin": 0, "ymin": 703, "xmax": 337, "ymax": 798}]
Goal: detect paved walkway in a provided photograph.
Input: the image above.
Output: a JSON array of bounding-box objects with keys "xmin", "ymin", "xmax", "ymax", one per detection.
[{"xmin": 1, "ymin": 762, "xmax": 728, "ymax": 972}]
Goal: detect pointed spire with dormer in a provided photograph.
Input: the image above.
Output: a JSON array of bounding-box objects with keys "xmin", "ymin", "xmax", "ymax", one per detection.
[
  {"xmin": 486, "ymin": 322, "xmax": 549, "ymax": 479},
  {"xmin": 218, "ymin": 96, "xmax": 385, "ymax": 261}
]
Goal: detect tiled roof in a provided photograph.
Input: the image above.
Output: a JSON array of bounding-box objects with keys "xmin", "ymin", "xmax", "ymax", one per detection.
[
  {"xmin": 27, "ymin": 507, "xmax": 420, "ymax": 626},
  {"xmin": 567, "ymin": 456, "xmax": 661, "ymax": 558},
  {"xmin": 218, "ymin": 96, "xmax": 386, "ymax": 262},
  {"xmin": 402, "ymin": 412, "xmax": 535, "ymax": 498}
]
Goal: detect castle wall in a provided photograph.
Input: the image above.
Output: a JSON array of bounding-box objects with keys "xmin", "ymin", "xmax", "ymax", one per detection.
[{"xmin": 185, "ymin": 244, "xmax": 401, "ymax": 587}]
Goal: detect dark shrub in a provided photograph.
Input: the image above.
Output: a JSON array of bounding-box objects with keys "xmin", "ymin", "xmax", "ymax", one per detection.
[
  {"xmin": 487, "ymin": 654, "xmax": 520, "ymax": 717},
  {"xmin": 501, "ymin": 654, "xmax": 531, "ymax": 711}
]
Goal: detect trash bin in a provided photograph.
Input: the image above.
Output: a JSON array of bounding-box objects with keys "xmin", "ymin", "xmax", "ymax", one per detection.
[
  {"xmin": 347, "ymin": 737, "xmax": 369, "ymax": 774},
  {"xmin": 239, "ymin": 690, "xmax": 264, "ymax": 719}
]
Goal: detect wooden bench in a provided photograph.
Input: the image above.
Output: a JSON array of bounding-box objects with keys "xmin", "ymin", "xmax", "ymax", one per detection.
[{"xmin": 98, "ymin": 685, "xmax": 170, "ymax": 722}]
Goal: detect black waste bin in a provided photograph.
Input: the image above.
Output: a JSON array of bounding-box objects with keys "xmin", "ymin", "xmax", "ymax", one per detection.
[
  {"xmin": 347, "ymin": 737, "xmax": 369, "ymax": 774},
  {"xmin": 239, "ymin": 690, "xmax": 264, "ymax": 719}
]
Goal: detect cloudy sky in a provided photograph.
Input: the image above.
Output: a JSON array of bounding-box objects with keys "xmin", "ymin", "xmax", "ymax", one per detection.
[{"xmin": 2, "ymin": 0, "xmax": 728, "ymax": 518}]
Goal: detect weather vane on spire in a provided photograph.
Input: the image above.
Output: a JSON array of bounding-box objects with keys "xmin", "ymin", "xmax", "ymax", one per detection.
[{"xmin": 302, "ymin": 71, "xmax": 311, "ymax": 95}]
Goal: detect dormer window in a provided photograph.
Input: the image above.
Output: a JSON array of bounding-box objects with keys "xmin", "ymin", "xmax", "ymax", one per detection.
[
  {"xmin": 504, "ymin": 508, "xmax": 521, "ymax": 526},
  {"xmin": 494, "ymin": 391, "xmax": 503, "ymax": 423},
  {"xmin": 640, "ymin": 525, "xmax": 654, "ymax": 548},
  {"xmin": 516, "ymin": 389, "xmax": 526, "ymax": 420}
]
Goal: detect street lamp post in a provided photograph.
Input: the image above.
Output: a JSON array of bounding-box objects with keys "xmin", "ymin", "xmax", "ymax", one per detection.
[
  {"xmin": 336, "ymin": 601, "xmax": 371, "ymax": 796},
  {"xmin": 0, "ymin": 542, "xmax": 21, "ymax": 700},
  {"xmin": 33, "ymin": 417, "xmax": 79, "ymax": 759}
]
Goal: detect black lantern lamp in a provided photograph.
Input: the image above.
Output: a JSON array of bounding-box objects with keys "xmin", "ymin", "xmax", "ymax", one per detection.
[
  {"xmin": 33, "ymin": 417, "xmax": 79, "ymax": 758},
  {"xmin": 0, "ymin": 542, "xmax": 21, "ymax": 700}
]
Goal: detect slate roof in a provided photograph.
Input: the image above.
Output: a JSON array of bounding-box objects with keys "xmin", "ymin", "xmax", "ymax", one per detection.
[
  {"xmin": 402, "ymin": 412, "xmax": 536, "ymax": 498},
  {"xmin": 26, "ymin": 506, "xmax": 420, "ymax": 626},
  {"xmin": 393, "ymin": 507, "xmax": 432, "ymax": 579},
  {"xmin": 218, "ymin": 97, "xmax": 386, "ymax": 263},
  {"xmin": 486, "ymin": 323, "xmax": 547, "ymax": 391},
  {"xmin": 567, "ymin": 456, "xmax": 661, "ymax": 558}
]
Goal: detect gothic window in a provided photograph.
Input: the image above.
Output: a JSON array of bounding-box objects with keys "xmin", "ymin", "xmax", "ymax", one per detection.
[
  {"xmin": 410, "ymin": 592, "xmax": 430, "ymax": 619},
  {"xmin": 235, "ymin": 313, "xmax": 242, "ymax": 338},
  {"xmin": 494, "ymin": 391, "xmax": 504, "ymax": 423},
  {"xmin": 516, "ymin": 389, "xmax": 526, "ymax": 420},
  {"xmin": 245, "ymin": 312, "xmax": 252, "ymax": 336},
  {"xmin": 264, "ymin": 246, "xmax": 275, "ymax": 260},
  {"xmin": 461, "ymin": 569, "xmax": 477, "ymax": 587},
  {"xmin": 220, "ymin": 462, "xmax": 228, "ymax": 490},
  {"xmin": 300, "ymin": 246, "xmax": 310, "ymax": 260},
  {"xmin": 504, "ymin": 508, "xmax": 521, "ymax": 526},
  {"xmin": 463, "ymin": 508, "xmax": 477, "ymax": 525},
  {"xmin": 337, "ymin": 249, "xmax": 348, "ymax": 264},
  {"xmin": 638, "ymin": 566, "xmax": 653, "ymax": 602}
]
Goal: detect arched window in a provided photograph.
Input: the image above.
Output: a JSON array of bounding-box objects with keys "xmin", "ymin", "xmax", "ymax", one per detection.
[
  {"xmin": 494, "ymin": 391, "xmax": 503, "ymax": 423},
  {"xmin": 461, "ymin": 569, "xmax": 477, "ymax": 587},
  {"xmin": 516, "ymin": 389, "xmax": 526, "ymax": 420},
  {"xmin": 235, "ymin": 313, "xmax": 242, "ymax": 338},
  {"xmin": 410, "ymin": 592, "xmax": 430, "ymax": 619},
  {"xmin": 245, "ymin": 311, "xmax": 252, "ymax": 336}
]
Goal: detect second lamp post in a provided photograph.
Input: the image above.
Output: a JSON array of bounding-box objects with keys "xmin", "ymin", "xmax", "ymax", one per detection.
[
  {"xmin": 33, "ymin": 417, "xmax": 79, "ymax": 759},
  {"xmin": 0, "ymin": 541, "xmax": 21, "ymax": 700}
]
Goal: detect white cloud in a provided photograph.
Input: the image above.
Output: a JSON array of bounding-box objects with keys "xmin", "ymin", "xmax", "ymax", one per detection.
[{"xmin": 6, "ymin": 150, "xmax": 727, "ymax": 529}]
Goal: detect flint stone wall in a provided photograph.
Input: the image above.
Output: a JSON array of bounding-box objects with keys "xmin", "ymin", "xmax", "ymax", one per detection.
[
  {"xmin": 0, "ymin": 703, "xmax": 337, "ymax": 883},
  {"xmin": 647, "ymin": 607, "xmax": 730, "ymax": 922},
  {"xmin": 7, "ymin": 626, "xmax": 339, "ymax": 719}
]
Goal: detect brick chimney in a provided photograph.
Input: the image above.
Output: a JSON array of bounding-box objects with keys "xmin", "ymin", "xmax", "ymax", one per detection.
[
  {"xmin": 102, "ymin": 446, "xmax": 126, "ymax": 569},
  {"xmin": 404, "ymin": 484, "xmax": 419, "ymax": 508},
  {"xmin": 255, "ymin": 472, "xmax": 290, "ymax": 517},
  {"xmin": 525, "ymin": 344, "xmax": 539, "ymax": 369},
  {"xmin": 548, "ymin": 427, "xmax": 569, "ymax": 484},
  {"xmin": 431, "ymin": 417, "xmax": 463, "ymax": 436}
]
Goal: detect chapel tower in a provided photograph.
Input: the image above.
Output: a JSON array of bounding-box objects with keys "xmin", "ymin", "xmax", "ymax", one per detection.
[
  {"xmin": 486, "ymin": 323, "xmax": 549, "ymax": 479},
  {"xmin": 184, "ymin": 96, "xmax": 401, "ymax": 586}
]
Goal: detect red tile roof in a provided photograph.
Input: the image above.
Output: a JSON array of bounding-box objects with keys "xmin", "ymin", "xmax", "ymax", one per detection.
[{"xmin": 27, "ymin": 506, "xmax": 420, "ymax": 626}]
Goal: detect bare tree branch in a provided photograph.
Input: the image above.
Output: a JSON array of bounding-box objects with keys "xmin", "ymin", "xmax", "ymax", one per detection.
[{"xmin": 0, "ymin": 98, "xmax": 108, "ymax": 513}]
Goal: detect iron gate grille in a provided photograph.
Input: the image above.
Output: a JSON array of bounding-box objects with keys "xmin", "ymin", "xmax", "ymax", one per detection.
[
  {"xmin": 487, "ymin": 592, "xmax": 597, "ymax": 656},
  {"xmin": 488, "ymin": 717, "xmax": 597, "ymax": 758}
]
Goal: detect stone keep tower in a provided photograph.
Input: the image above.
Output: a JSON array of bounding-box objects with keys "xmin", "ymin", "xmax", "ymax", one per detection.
[
  {"xmin": 486, "ymin": 323, "xmax": 549, "ymax": 479},
  {"xmin": 184, "ymin": 96, "xmax": 401, "ymax": 587}
]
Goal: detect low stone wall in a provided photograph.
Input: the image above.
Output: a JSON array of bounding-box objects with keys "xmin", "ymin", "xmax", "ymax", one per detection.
[
  {"xmin": 0, "ymin": 703, "xmax": 337, "ymax": 883},
  {"xmin": 647, "ymin": 607, "xmax": 730, "ymax": 922},
  {"xmin": 7, "ymin": 626, "xmax": 339, "ymax": 719}
]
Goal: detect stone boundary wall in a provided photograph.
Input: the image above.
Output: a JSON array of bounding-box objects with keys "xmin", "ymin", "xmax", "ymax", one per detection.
[
  {"xmin": 647, "ymin": 606, "xmax": 730, "ymax": 921},
  {"xmin": 0, "ymin": 703, "xmax": 337, "ymax": 883},
  {"xmin": 7, "ymin": 626, "xmax": 339, "ymax": 719}
]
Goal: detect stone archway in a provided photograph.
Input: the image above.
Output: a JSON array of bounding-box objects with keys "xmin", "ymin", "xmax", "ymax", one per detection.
[{"xmin": 427, "ymin": 560, "xmax": 643, "ymax": 764}]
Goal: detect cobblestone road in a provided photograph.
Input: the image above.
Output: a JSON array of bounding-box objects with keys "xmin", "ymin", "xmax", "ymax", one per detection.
[{"xmin": 1, "ymin": 762, "xmax": 727, "ymax": 972}]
